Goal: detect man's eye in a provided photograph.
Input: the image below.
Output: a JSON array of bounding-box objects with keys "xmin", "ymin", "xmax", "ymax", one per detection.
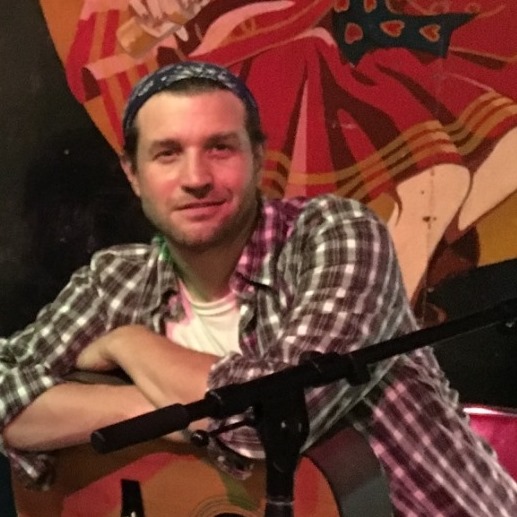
[
  {"xmin": 155, "ymin": 149, "xmax": 178, "ymax": 159},
  {"xmin": 210, "ymin": 143, "xmax": 234, "ymax": 155}
]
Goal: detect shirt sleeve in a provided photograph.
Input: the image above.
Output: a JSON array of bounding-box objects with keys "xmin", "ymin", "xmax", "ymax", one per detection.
[
  {"xmin": 0, "ymin": 257, "xmax": 110, "ymax": 487},
  {"xmin": 206, "ymin": 196, "xmax": 417, "ymax": 458}
]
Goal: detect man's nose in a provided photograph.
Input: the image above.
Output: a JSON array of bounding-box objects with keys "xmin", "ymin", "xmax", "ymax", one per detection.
[{"xmin": 181, "ymin": 151, "xmax": 213, "ymax": 196}]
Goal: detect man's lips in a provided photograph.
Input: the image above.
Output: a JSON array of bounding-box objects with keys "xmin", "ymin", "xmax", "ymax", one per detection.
[{"xmin": 175, "ymin": 200, "xmax": 226, "ymax": 211}]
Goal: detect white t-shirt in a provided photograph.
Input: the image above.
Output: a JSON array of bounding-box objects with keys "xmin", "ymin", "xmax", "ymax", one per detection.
[{"xmin": 165, "ymin": 283, "xmax": 240, "ymax": 356}]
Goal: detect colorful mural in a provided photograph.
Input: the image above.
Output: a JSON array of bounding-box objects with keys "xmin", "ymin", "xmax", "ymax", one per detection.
[{"xmin": 39, "ymin": 0, "xmax": 517, "ymax": 317}]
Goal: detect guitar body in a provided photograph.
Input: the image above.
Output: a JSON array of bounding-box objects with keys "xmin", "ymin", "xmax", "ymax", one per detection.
[{"xmin": 12, "ymin": 423, "xmax": 392, "ymax": 516}]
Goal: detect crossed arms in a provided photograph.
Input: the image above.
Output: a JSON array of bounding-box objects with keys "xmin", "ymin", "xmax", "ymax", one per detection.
[{"xmin": 3, "ymin": 325, "xmax": 217, "ymax": 451}]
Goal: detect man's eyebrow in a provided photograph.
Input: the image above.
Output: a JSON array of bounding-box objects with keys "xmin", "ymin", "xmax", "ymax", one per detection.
[
  {"xmin": 204, "ymin": 132, "xmax": 242, "ymax": 145},
  {"xmin": 147, "ymin": 132, "xmax": 242, "ymax": 152},
  {"xmin": 148, "ymin": 138, "xmax": 181, "ymax": 151}
]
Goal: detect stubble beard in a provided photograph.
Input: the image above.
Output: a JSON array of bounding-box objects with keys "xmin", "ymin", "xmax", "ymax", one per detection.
[{"xmin": 143, "ymin": 188, "xmax": 259, "ymax": 254}]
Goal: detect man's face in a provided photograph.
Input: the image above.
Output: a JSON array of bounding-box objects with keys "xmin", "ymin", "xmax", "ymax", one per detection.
[{"xmin": 123, "ymin": 90, "xmax": 262, "ymax": 252}]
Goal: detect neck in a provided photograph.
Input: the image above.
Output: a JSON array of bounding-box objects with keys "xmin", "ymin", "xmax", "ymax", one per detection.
[{"xmin": 174, "ymin": 248, "xmax": 237, "ymax": 302}]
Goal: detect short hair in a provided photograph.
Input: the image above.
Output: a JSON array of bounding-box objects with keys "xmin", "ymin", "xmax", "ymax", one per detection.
[
  {"xmin": 121, "ymin": 62, "xmax": 266, "ymax": 164},
  {"xmin": 123, "ymin": 77, "xmax": 266, "ymax": 164}
]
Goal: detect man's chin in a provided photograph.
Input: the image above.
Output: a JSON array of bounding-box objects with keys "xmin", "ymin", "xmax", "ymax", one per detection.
[
  {"xmin": 167, "ymin": 229, "xmax": 227, "ymax": 252},
  {"xmin": 163, "ymin": 207, "xmax": 254, "ymax": 252}
]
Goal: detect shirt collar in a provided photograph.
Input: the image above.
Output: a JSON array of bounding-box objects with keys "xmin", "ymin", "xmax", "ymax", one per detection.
[
  {"xmin": 151, "ymin": 235, "xmax": 181, "ymax": 297},
  {"xmin": 233, "ymin": 196, "xmax": 292, "ymax": 289}
]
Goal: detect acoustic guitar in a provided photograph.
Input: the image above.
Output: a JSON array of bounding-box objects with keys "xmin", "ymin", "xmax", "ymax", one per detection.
[{"xmin": 12, "ymin": 373, "xmax": 393, "ymax": 516}]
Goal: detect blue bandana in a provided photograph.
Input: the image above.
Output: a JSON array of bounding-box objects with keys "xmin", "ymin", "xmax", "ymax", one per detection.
[{"xmin": 122, "ymin": 61, "xmax": 258, "ymax": 138}]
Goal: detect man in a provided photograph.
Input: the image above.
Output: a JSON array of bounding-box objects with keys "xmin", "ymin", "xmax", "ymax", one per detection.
[{"xmin": 1, "ymin": 61, "xmax": 516, "ymax": 515}]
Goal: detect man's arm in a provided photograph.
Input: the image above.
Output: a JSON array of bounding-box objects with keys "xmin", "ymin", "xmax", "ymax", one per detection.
[
  {"xmin": 75, "ymin": 324, "xmax": 218, "ymax": 409},
  {"xmin": 0, "ymin": 245, "xmax": 172, "ymax": 487},
  {"xmin": 3, "ymin": 322, "xmax": 217, "ymax": 452},
  {"xmin": 2, "ymin": 382, "xmax": 154, "ymax": 451},
  {"xmin": 0, "ymin": 256, "xmax": 124, "ymax": 453}
]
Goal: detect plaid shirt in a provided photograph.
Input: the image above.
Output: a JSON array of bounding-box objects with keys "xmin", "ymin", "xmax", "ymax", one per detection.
[{"xmin": 1, "ymin": 195, "xmax": 516, "ymax": 514}]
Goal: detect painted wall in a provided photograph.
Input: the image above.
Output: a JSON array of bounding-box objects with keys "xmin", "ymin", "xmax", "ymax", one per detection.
[{"xmin": 1, "ymin": 0, "xmax": 517, "ymax": 404}]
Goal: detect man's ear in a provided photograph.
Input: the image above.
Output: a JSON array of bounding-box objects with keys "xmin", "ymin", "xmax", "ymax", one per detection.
[
  {"xmin": 253, "ymin": 144, "xmax": 265, "ymax": 178},
  {"xmin": 120, "ymin": 154, "xmax": 141, "ymax": 197}
]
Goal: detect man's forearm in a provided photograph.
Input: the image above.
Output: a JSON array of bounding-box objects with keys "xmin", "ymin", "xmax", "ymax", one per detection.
[
  {"xmin": 2, "ymin": 382, "xmax": 154, "ymax": 451},
  {"xmin": 80, "ymin": 325, "xmax": 218, "ymax": 409},
  {"xmin": 115, "ymin": 337, "xmax": 217, "ymax": 407}
]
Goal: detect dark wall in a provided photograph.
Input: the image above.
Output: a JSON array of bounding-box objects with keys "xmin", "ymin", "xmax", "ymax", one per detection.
[
  {"xmin": 428, "ymin": 259, "xmax": 517, "ymax": 408},
  {"xmin": 0, "ymin": 0, "xmax": 151, "ymax": 335}
]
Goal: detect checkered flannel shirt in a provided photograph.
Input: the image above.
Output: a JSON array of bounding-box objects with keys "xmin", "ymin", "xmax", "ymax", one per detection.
[{"xmin": 1, "ymin": 195, "xmax": 516, "ymax": 515}]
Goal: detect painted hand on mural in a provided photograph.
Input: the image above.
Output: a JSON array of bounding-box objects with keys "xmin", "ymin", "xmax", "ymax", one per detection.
[
  {"xmin": 120, "ymin": 0, "xmax": 211, "ymax": 56},
  {"xmin": 119, "ymin": 0, "xmax": 295, "ymax": 59},
  {"xmin": 129, "ymin": 0, "xmax": 204, "ymax": 27}
]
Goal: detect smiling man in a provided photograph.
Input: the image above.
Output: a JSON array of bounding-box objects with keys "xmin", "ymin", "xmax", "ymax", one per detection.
[
  {"xmin": 1, "ymin": 62, "xmax": 517, "ymax": 515},
  {"xmin": 122, "ymin": 80, "xmax": 262, "ymax": 298}
]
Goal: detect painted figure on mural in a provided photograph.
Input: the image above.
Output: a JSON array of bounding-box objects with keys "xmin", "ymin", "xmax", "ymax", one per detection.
[{"xmin": 43, "ymin": 0, "xmax": 517, "ymax": 307}]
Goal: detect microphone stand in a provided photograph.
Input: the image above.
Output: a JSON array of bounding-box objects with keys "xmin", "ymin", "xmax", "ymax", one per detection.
[{"xmin": 91, "ymin": 297, "xmax": 517, "ymax": 517}]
